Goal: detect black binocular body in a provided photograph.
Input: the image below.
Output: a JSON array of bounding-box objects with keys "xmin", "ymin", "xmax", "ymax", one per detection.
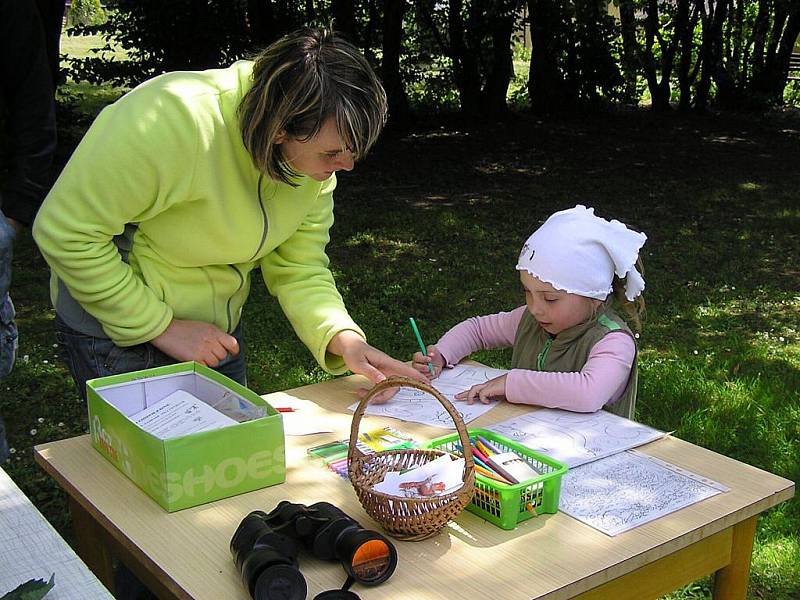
[{"xmin": 231, "ymin": 501, "xmax": 397, "ymax": 600}]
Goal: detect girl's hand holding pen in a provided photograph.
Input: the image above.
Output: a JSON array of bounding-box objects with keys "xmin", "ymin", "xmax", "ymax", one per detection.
[
  {"xmin": 455, "ymin": 374, "xmax": 508, "ymax": 405},
  {"xmin": 412, "ymin": 345, "xmax": 445, "ymax": 379}
]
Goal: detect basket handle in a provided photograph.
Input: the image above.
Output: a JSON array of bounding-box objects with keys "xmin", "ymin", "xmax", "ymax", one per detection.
[{"xmin": 348, "ymin": 376, "xmax": 475, "ymax": 476}]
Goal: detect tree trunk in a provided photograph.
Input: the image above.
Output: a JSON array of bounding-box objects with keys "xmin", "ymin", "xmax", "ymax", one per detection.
[
  {"xmin": 34, "ymin": 0, "xmax": 66, "ymax": 87},
  {"xmin": 732, "ymin": 0, "xmax": 745, "ymax": 86},
  {"xmin": 332, "ymin": 0, "xmax": 358, "ymax": 43},
  {"xmin": 449, "ymin": 0, "xmax": 482, "ymax": 115},
  {"xmin": 750, "ymin": 3, "xmax": 800, "ymax": 103},
  {"xmin": 675, "ymin": 0, "xmax": 694, "ymax": 111},
  {"xmin": 527, "ymin": 0, "xmax": 568, "ymax": 112},
  {"xmin": 482, "ymin": 1, "xmax": 516, "ymax": 116},
  {"xmin": 247, "ymin": 0, "xmax": 275, "ymax": 45},
  {"xmin": 363, "ymin": 0, "xmax": 378, "ymax": 63},
  {"xmin": 751, "ymin": 0, "xmax": 771, "ymax": 76},
  {"xmin": 642, "ymin": 0, "xmax": 670, "ymax": 110},
  {"xmin": 382, "ymin": 0, "xmax": 409, "ymax": 121},
  {"xmin": 695, "ymin": 0, "xmax": 729, "ymax": 112},
  {"xmin": 618, "ymin": 0, "xmax": 639, "ymax": 104}
]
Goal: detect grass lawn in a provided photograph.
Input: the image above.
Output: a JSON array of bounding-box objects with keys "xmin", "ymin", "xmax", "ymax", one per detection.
[
  {"xmin": 2, "ymin": 46, "xmax": 798, "ymax": 599},
  {"xmin": 60, "ymin": 30, "xmax": 128, "ymax": 62}
]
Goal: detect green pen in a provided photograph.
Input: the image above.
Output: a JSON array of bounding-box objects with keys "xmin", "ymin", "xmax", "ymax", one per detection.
[{"xmin": 409, "ymin": 317, "xmax": 435, "ymax": 375}]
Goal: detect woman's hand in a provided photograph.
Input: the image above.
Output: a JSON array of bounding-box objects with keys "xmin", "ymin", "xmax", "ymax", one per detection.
[
  {"xmin": 454, "ymin": 374, "xmax": 507, "ymax": 405},
  {"xmin": 412, "ymin": 345, "xmax": 445, "ymax": 379},
  {"xmin": 151, "ymin": 319, "xmax": 239, "ymax": 366},
  {"xmin": 328, "ymin": 330, "xmax": 427, "ymax": 403}
]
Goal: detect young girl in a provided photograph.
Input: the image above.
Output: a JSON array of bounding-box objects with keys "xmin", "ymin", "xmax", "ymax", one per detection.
[{"xmin": 412, "ymin": 205, "xmax": 647, "ymax": 418}]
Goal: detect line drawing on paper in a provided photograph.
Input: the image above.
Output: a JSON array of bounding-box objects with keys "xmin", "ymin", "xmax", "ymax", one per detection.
[
  {"xmin": 487, "ymin": 408, "xmax": 665, "ymax": 467},
  {"xmin": 558, "ymin": 450, "xmax": 728, "ymax": 536},
  {"xmin": 348, "ymin": 363, "xmax": 507, "ymax": 428}
]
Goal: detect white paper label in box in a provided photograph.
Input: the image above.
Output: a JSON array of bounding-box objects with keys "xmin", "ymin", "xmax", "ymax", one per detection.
[{"xmin": 132, "ymin": 390, "xmax": 238, "ymax": 439}]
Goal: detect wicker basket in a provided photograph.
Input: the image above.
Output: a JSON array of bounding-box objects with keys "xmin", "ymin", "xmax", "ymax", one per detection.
[{"xmin": 348, "ymin": 376, "xmax": 475, "ymax": 541}]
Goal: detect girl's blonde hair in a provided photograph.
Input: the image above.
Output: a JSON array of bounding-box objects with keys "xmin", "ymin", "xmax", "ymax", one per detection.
[
  {"xmin": 610, "ymin": 257, "xmax": 646, "ymax": 332},
  {"xmin": 238, "ymin": 27, "xmax": 388, "ymax": 185}
]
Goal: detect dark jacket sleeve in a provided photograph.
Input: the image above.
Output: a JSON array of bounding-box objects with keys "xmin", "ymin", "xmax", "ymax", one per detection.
[{"xmin": 0, "ymin": 0, "xmax": 57, "ymax": 227}]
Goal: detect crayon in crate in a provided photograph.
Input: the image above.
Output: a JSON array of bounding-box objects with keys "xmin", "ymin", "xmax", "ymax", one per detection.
[
  {"xmin": 308, "ymin": 427, "xmax": 417, "ymax": 479},
  {"xmin": 426, "ymin": 428, "xmax": 568, "ymax": 530}
]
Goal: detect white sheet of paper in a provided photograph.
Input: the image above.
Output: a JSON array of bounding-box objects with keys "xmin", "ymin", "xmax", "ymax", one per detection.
[
  {"xmin": 281, "ymin": 412, "xmax": 334, "ymax": 436},
  {"xmin": 0, "ymin": 467, "xmax": 114, "ymax": 599},
  {"xmin": 373, "ymin": 454, "xmax": 465, "ymax": 498},
  {"xmin": 131, "ymin": 389, "xmax": 237, "ymax": 439},
  {"xmin": 487, "ymin": 408, "xmax": 665, "ymax": 468},
  {"xmin": 348, "ymin": 363, "xmax": 506, "ymax": 428},
  {"xmin": 558, "ymin": 450, "xmax": 728, "ymax": 536}
]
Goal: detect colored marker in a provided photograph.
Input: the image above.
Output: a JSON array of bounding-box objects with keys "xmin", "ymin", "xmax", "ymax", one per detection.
[
  {"xmin": 475, "ymin": 439, "xmax": 494, "ymax": 458},
  {"xmin": 470, "ymin": 454, "xmax": 494, "ymax": 472},
  {"xmin": 469, "ymin": 442, "xmax": 490, "ymax": 464},
  {"xmin": 477, "ymin": 435, "xmax": 502, "ymax": 455},
  {"xmin": 275, "ymin": 407, "xmax": 295, "ymax": 413},
  {"xmin": 474, "ymin": 465, "xmax": 512, "ymax": 484},
  {"xmin": 409, "ymin": 317, "xmax": 435, "ymax": 375},
  {"xmin": 456, "ymin": 444, "xmax": 505, "ymax": 480}
]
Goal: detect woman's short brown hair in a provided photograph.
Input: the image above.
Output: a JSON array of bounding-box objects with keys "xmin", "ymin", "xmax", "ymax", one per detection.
[{"xmin": 238, "ymin": 27, "xmax": 388, "ymax": 185}]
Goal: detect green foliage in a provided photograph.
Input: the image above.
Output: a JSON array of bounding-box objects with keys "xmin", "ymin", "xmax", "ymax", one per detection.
[
  {"xmin": 1, "ymin": 575, "xmax": 55, "ymax": 600},
  {"xmin": 60, "ymin": 0, "xmax": 800, "ymax": 114},
  {"xmin": 526, "ymin": 0, "xmax": 624, "ymax": 111},
  {"xmin": 785, "ymin": 81, "xmax": 800, "ymax": 107},
  {"xmin": 404, "ymin": 55, "xmax": 461, "ymax": 112},
  {"xmin": 512, "ymin": 41, "xmax": 531, "ymax": 63},
  {"xmin": 67, "ymin": 0, "xmax": 106, "ymax": 27},
  {"xmin": 65, "ymin": 0, "xmax": 260, "ymax": 86}
]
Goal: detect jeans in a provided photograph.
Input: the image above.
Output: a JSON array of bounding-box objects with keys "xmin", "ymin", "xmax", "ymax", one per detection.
[
  {"xmin": 0, "ymin": 214, "xmax": 17, "ymax": 379},
  {"xmin": 54, "ymin": 314, "xmax": 248, "ymax": 401},
  {"xmin": 1, "ymin": 212, "xmax": 17, "ymax": 462},
  {"xmin": 0, "ymin": 295, "xmax": 14, "ymax": 463}
]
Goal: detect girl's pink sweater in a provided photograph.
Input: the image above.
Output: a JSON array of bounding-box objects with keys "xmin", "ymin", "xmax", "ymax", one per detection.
[{"xmin": 436, "ymin": 306, "xmax": 636, "ymax": 412}]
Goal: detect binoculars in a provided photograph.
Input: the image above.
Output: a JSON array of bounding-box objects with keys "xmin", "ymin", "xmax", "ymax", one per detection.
[{"xmin": 231, "ymin": 501, "xmax": 398, "ymax": 600}]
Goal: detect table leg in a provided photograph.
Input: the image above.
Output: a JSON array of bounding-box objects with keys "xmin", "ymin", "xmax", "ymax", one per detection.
[
  {"xmin": 68, "ymin": 496, "xmax": 115, "ymax": 593},
  {"xmin": 68, "ymin": 496, "xmax": 183, "ymax": 599},
  {"xmin": 713, "ymin": 514, "xmax": 758, "ymax": 600}
]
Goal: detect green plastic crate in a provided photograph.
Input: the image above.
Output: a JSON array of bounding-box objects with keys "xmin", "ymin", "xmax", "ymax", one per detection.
[{"xmin": 426, "ymin": 428, "xmax": 568, "ymax": 530}]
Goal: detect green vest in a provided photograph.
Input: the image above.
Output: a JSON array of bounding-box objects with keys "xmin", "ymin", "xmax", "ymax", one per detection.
[{"xmin": 510, "ymin": 306, "xmax": 638, "ymax": 418}]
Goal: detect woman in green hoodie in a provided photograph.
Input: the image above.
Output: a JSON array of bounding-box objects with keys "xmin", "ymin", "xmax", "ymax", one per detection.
[{"xmin": 34, "ymin": 27, "xmax": 421, "ymax": 399}]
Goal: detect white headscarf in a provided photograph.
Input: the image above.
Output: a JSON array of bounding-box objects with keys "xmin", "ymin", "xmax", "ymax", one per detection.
[{"xmin": 516, "ymin": 205, "xmax": 647, "ymax": 301}]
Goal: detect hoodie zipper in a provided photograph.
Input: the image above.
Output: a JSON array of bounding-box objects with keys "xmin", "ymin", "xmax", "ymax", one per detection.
[
  {"xmin": 225, "ymin": 175, "xmax": 269, "ymax": 332},
  {"xmin": 537, "ymin": 337, "xmax": 553, "ymax": 370},
  {"xmin": 225, "ymin": 265, "xmax": 244, "ymax": 333},
  {"xmin": 248, "ymin": 174, "xmax": 270, "ymax": 261}
]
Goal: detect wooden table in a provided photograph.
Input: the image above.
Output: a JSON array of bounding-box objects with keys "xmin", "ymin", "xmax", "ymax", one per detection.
[{"xmin": 34, "ymin": 374, "xmax": 794, "ymax": 600}]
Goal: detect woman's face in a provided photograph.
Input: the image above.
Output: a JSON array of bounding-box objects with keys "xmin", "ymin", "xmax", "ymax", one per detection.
[{"xmin": 275, "ymin": 117, "xmax": 355, "ymax": 181}]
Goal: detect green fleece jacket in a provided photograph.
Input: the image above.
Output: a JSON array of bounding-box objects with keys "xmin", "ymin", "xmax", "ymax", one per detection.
[{"xmin": 33, "ymin": 61, "xmax": 363, "ymax": 374}]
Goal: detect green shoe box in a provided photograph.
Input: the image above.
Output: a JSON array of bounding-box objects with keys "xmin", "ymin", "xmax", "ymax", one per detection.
[{"xmin": 86, "ymin": 361, "xmax": 285, "ymax": 511}]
